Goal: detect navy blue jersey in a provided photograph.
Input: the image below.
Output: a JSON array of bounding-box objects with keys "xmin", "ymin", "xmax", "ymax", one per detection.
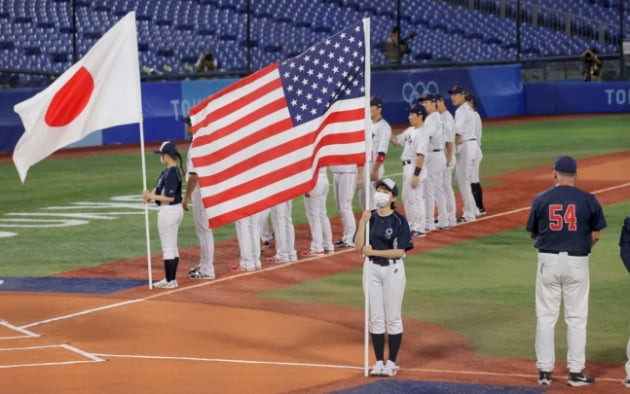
[
  {"xmin": 155, "ymin": 166, "xmax": 182, "ymax": 205},
  {"xmin": 368, "ymin": 210, "xmax": 413, "ymax": 252},
  {"xmin": 620, "ymin": 216, "xmax": 630, "ymax": 273},
  {"xmin": 526, "ymin": 185, "xmax": 606, "ymax": 255}
]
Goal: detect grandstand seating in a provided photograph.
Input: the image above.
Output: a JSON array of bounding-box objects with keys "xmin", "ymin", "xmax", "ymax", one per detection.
[{"xmin": 0, "ymin": 0, "xmax": 628, "ymax": 84}]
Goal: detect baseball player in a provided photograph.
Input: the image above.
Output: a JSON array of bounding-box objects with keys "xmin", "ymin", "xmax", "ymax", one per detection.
[
  {"xmin": 449, "ymin": 85, "xmax": 479, "ymax": 223},
  {"xmin": 302, "ymin": 167, "xmax": 334, "ymax": 255},
  {"xmin": 526, "ymin": 155, "xmax": 606, "ymax": 387},
  {"xmin": 264, "ymin": 201, "xmax": 298, "ymax": 263},
  {"xmin": 436, "ymin": 94, "xmax": 457, "ymax": 227},
  {"xmin": 234, "ymin": 212, "xmax": 263, "ymax": 271},
  {"xmin": 142, "ymin": 141, "xmax": 185, "ymax": 289},
  {"xmin": 354, "ymin": 178, "xmax": 413, "ymax": 377},
  {"xmin": 466, "ymin": 94, "xmax": 486, "ymax": 216},
  {"xmin": 359, "ymin": 97, "xmax": 392, "ymax": 211},
  {"xmin": 182, "ymin": 117, "xmax": 215, "ymax": 280},
  {"xmin": 390, "ymin": 103, "xmax": 426, "ymax": 237},
  {"xmin": 619, "ymin": 216, "xmax": 630, "ymax": 388},
  {"xmin": 259, "ymin": 209, "xmax": 275, "ymax": 247},
  {"xmin": 331, "ymin": 163, "xmax": 357, "ymax": 248},
  {"xmin": 418, "ymin": 93, "xmax": 447, "ymax": 232}
]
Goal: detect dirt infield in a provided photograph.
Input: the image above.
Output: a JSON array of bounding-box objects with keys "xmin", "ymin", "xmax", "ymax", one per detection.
[{"xmin": 0, "ymin": 151, "xmax": 628, "ymax": 393}]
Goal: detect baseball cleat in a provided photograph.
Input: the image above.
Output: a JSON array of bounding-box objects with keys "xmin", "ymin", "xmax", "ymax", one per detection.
[
  {"xmin": 188, "ymin": 271, "xmax": 215, "ymax": 280},
  {"xmin": 622, "ymin": 377, "xmax": 630, "ymax": 387},
  {"xmin": 411, "ymin": 231, "xmax": 426, "ymax": 238},
  {"xmin": 300, "ymin": 249, "xmax": 325, "ymax": 256},
  {"xmin": 188, "ymin": 266, "xmax": 200, "ymax": 275},
  {"xmin": 324, "ymin": 249, "xmax": 335, "ymax": 254},
  {"xmin": 334, "ymin": 240, "xmax": 354, "ymax": 248},
  {"xmin": 567, "ymin": 371, "xmax": 594, "ymax": 387},
  {"xmin": 369, "ymin": 360, "xmax": 385, "ymax": 376},
  {"xmin": 538, "ymin": 371, "xmax": 552, "ymax": 385},
  {"xmin": 264, "ymin": 256, "xmax": 289, "ymax": 263}
]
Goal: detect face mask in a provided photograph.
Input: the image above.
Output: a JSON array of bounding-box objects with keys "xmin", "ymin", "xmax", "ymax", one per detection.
[
  {"xmin": 374, "ymin": 191, "xmax": 390, "ymax": 208},
  {"xmin": 159, "ymin": 155, "xmax": 165, "ymax": 164}
]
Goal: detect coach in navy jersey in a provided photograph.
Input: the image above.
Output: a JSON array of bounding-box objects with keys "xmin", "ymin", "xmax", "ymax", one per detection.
[{"xmin": 526, "ymin": 155, "xmax": 606, "ymax": 387}]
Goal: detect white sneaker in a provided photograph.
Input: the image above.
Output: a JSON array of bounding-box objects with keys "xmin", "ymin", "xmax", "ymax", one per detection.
[
  {"xmin": 152, "ymin": 279, "xmax": 169, "ymax": 288},
  {"xmin": 369, "ymin": 360, "xmax": 385, "ymax": 376},
  {"xmin": 162, "ymin": 280, "xmax": 178, "ymax": 289},
  {"xmin": 382, "ymin": 360, "xmax": 398, "ymax": 377}
]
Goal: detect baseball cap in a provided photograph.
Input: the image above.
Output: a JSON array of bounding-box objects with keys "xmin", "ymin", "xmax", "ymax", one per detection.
[
  {"xmin": 465, "ymin": 93, "xmax": 477, "ymax": 103},
  {"xmin": 374, "ymin": 178, "xmax": 399, "ymax": 197},
  {"xmin": 419, "ymin": 93, "xmax": 436, "ymax": 102},
  {"xmin": 180, "ymin": 116, "xmax": 191, "ymax": 125},
  {"xmin": 370, "ymin": 97, "xmax": 383, "ymax": 108},
  {"xmin": 433, "ymin": 93, "xmax": 444, "ymax": 101},
  {"xmin": 448, "ymin": 85, "xmax": 465, "ymax": 94},
  {"xmin": 409, "ymin": 103, "xmax": 427, "ymax": 118},
  {"xmin": 154, "ymin": 141, "xmax": 178, "ymax": 156},
  {"xmin": 553, "ymin": 155, "xmax": 577, "ymax": 174}
]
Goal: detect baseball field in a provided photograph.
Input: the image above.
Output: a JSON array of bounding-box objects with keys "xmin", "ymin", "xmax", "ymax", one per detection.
[{"xmin": 0, "ymin": 113, "xmax": 629, "ymax": 393}]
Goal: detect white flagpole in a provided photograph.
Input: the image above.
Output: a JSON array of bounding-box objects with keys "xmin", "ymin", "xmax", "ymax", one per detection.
[
  {"xmin": 139, "ymin": 121, "xmax": 153, "ymax": 289},
  {"xmin": 362, "ymin": 17, "xmax": 372, "ymax": 378}
]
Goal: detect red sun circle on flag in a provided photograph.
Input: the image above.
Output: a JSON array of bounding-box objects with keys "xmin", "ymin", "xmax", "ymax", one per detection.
[{"xmin": 45, "ymin": 66, "xmax": 95, "ymax": 127}]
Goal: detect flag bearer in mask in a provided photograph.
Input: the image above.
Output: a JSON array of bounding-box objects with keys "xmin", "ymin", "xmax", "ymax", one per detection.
[{"xmin": 354, "ymin": 178, "xmax": 414, "ymax": 378}]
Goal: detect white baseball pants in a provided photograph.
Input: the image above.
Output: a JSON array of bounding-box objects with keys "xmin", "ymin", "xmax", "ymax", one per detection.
[
  {"xmin": 535, "ymin": 252, "xmax": 590, "ymax": 373},
  {"xmin": 270, "ymin": 201, "xmax": 297, "ymax": 261},
  {"xmin": 402, "ymin": 163, "xmax": 425, "ymax": 233},
  {"xmin": 157, "ymin": 204, "xmax": 183, "ymax": 260},
  {"xmin": 456, "ymin": 141, "xmax": 480, "ymax": 221},
  {"xmin": 305, "ymin": 172, "xmax": 334, "ymax": 252},
  {"xmin": 333, "ymin": 171, "xmax": 357, "ymax": 246},
  {"xmin": 235, "ymin": 212, "xmax": 262, "ymax": 270},
  {"xmin": 363, "ymin": 259, "xmax": 406, "ymax": 334},
  {"xmin": 425, "ymin": 152, "xmax": 448, "ymax": 230},
  {"xmin": 191, "ymin": 186, "xmax": 214, "ymax": 276},
  {"xmin": 441, "ymin": 161, "xmax": 457, "ymax": 227}
]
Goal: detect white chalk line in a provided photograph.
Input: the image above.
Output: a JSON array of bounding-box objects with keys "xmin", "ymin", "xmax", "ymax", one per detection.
[
  {"xmin": 0, "ymin": 319, "xmax": 39, "ymax": 338},
  {"xmin": 0, "ymin": 343, "xmax": 104, "ymax": 369}
]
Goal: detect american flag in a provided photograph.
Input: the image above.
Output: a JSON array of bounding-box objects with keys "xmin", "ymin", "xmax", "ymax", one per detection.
[{"xmin": 189, "ymin": 20, "xmax": 369, "ymax": 228}]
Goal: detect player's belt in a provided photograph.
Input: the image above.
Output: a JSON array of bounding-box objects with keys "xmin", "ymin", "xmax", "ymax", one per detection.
[
  {"xmin": 538, "ymin": 249, "xmax": 589, "ymax": 257},
  {"xmin": 463, "ymin": 138, "xmax": 477, "ymax": 142},
  {"xmin": 370, "ymin": 257, "xmax": 399, "ymax": 266},
  {"xmin": 431, "ymin": 149, "xmax": 442, "ymax": 152},
  {"xmin": 402, "ymin": 160, "xmax": 413, "ymax": 165}
]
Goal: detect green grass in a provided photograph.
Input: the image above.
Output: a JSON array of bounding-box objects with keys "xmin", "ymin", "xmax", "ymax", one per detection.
[{"xmin": 261, "ymin": 201, "xmax": 630, "ymax": 363}]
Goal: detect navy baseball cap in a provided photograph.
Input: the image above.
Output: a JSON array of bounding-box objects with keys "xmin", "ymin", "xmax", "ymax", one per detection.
[
  {"xmin": 465, "ymin": 93, "xmax": 477, "ymax": 103},
  {"xmin": 374, "ymin": 178, "xmax": 399, "ymax": 197},
  {"xmin": 433, "ymin": 93, "xmax": 445, "ymax": 101},
  {"xmin": 370, "ymin": 97, "xmax": 383, "ymax": 108},
  {"xmin": 448, "ymin": 85, "xmax": 465, "ymax": 94},
  {"xmin": 553, "ymin": 156, "xmax": 577, "ymax": 174},
  {"xmin": 419, "ymin": 93, "xmax": 436, "ymax": 102},
  {"xmin": 154, "ymin": 141, "xmax": 178, "ymax": 156},
  {"xmin": 409, "ymin": 103, "xmax": 427, "ymax": 118}
]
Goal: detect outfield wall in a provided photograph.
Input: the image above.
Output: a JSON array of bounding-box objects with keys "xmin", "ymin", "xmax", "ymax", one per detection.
[{"xmin": 1, "ymin": 65, "xmax": 628, "ymax": 153}]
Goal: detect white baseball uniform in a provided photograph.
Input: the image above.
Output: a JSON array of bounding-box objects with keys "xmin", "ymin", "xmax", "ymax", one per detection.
[
  {"xmin": 235, "ymin": 212, "xmax": 262, "ymax": 271},
  {"xmin": 454, "ymin": 103, "xmax": 480, "ymax": 222},
  {"xmin": 304, "ymin": 167, "xmax": 334, "ymax": 253},
  {"xmin": 417, "ymin": 111, "xmax": 447, "ymax": 231},
  {"xmin": 269, "ymin": 201, "xmax": 297, "ymax": 262},
  {"xmin": 440, "ymin": 110, "xmax": 457, "ymax": 227},
  {"xmin": 187, "ymin": 147, "xmax": 215, "ymax": 277},
  {"xmin": 397, "ymin": 125, "xmax": 425, "ymax": 234},
  {"xmin": 331, "ymin": 164, "xmax": 357, "ymax": 247},
  {"xmin": 360, "ymin": 118, "xmax": 392, "ymax": 210}
]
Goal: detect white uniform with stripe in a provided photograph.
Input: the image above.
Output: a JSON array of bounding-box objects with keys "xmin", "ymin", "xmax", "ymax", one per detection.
[
  {"xmin": 187, "ymin": 147, "xmax": 215, "ymax": 277},
  {"xmin": 396, "ymin": 126, "xmax": 425, "ymax": 233},
  {"xmin": 360, "ymin": 118, "xmax": 392, "ymax": 210},
  {"xmin": 416, "ymin": 111, "xmax": 447, "ymax": 231},
  {"xmin": 454, "ymin": 103, "xmax": 480, "ymax": 221},
  {"xmin": 440, "ymin": 110, "xmax": 457, "ymax": 227},
  {"xmin": 304, "ymin": 167, "xmax": 334, "ymax": 252},
  {"xmin": 269, "ymin": 201, "xmax": 297, "ymax": 262},
  {"xmin": 470, "ymin": 107, "xmax": 483, "ymax": 185},
  {"xmin": 235, "ymin": 212, "xmax": 262, "ymax": 270},
  {"xmin": 331, "ymin": 164, "xmax": 357, "ymax": 246}
]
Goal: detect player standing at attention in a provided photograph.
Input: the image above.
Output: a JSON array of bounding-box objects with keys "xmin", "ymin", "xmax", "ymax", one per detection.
[
  {"xmin": 620, "ymin": 215, "xmax": 630, "ymax": 388},
  {"xmin": 449, "ymin": 85, "xmax": 479, "ymax": 223},
  {"xmin": 181, "ymin": 117, "xmax": 215, "ymax": 280},
  {"xmin": 465, "ymin": 94, "xmax": 486, "ymax": 216},
  {"xmin": 264, "ymin": 201, "xmax": 298, "ymax": 263},
  {"xmin": 359, "ymin": 97, "xmax": 392, "ymax": 210},
  {"xmin": 331, "ymin": 163, "xmax": 357, "ymax": 249},
  {"xmin": 234, "ymin": 212, "xmax": 263, "ymax": 272},
  {"xmin": 417, "ymin": 93, "xmax": 447, "ymax": 232},
  {"xmin": 302, "ymin": 167, "xmax": 335, "ymax": 256},
  {"xmin": 355, "ymin": 178, "xmax": 413, "ymax": 377},
  {"xmin": 526, "ymin": 156, "xmax": 606, "ymax": 387},
  {"xmin": 390, "ymin": 103, "xmax": 426, "ymax": 237},
  {"xmin": 435, "ymin": 94, "xmax": 457, "ymax": 227},
  {"xmin": 142, "ymin": 141, "xmax": 185, "ymax": 288}
]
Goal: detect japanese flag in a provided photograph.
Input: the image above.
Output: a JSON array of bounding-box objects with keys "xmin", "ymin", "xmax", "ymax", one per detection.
[{"xmin": 12, "ymin": 12, "xmax": 142, "ymax": 183}]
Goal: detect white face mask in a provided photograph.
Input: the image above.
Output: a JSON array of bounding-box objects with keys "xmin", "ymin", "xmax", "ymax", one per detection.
[
  {"xmin": 159, "ymin": 155, "xmax": 165, "ymax": 164},
  {"xmin": 374, "ymin": 191, "xmax": 390, "ymax": 208}
]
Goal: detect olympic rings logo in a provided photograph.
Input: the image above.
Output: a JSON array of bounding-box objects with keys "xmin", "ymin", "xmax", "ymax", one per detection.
[{"xmin": 401, "ymin": 81, "xmax": 440, "ymax": 105}]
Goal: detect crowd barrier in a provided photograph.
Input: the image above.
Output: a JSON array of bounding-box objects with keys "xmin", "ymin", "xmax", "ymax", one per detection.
[{"xmin": 1, "ymin": 65, "xmax": 628, "ymax": 153}]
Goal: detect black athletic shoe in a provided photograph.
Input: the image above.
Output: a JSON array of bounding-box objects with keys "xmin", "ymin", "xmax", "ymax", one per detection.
[
  {"xmin": 567, "ymin": 371, "xmax": 595, "ymax": 387},
  {"xmin": 538, "ymin": 371, "xmax": 552, "ymax": 385}
]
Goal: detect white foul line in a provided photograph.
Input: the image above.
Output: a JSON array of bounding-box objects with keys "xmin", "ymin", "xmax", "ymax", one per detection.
[
  {"xmin": 0, "ymin": 343, "xmax": 104, "ymax": 369},
  {"xmin": 0, "ymin": 320, "xmax": 39, "ymax": 338}
]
